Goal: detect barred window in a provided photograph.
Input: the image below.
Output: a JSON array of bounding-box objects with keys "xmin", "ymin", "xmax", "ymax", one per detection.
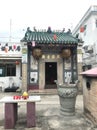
[
  {"xmin": 95, "ymin": 19, "xmax": 97, "ymax": 28},
  {"xmin": 0, "ymin": 64, "xmax": 16, "ymax": 77}
]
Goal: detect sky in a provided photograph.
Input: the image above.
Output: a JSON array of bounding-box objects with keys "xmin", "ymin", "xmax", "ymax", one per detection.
[{"xmin": 0, "ymin": 0, "xmax": 97, "ymax": 42}]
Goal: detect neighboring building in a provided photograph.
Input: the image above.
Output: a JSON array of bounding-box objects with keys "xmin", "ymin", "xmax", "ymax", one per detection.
[
  {"xmin": 73, "ymin": 5, "xmax": 97, "ymax": 124},
  {"xmin": 21, "ymin": 27, "xmax": 79, "ymax": 91},
  {"xmin": 0, "ymin": 42, "xmax": 22, "ymax": 91},
  {"xmin": 80, "ymin": 68, "xmax": 97, "ymax": 125},
  {"xmin": 72, "ymin": 5, "xmax": 97, "ymax": 70}
]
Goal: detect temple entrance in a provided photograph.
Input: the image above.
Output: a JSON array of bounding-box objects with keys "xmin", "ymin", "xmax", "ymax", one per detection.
[{"xmin": 45, "ymin": 62, "xmax": 57, "ymax": 89}]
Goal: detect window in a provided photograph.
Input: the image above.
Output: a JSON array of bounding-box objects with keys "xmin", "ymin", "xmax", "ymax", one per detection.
[
  {"xmin": 83, "ymin": 25, "xmax": 87, "ymax": 36},
  {"xmin": 0, "ymin": 64, "xmax": 16, "ymax": 77},
  {"xmin": 95, "ymin": 19, "xmax": 97, "ymax": 28},
  {"xmin": 7, "ymin": 64, "xmax": 16, "ymax": 76},
  {"xmin": 86, "ymin": 77, "xmax": 91, "ymax": 90}
]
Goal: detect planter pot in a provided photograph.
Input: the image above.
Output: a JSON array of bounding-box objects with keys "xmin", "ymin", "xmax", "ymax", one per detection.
[{"xmin": 57, "ymin": 83, "xmax": 78, "ymax": 116}]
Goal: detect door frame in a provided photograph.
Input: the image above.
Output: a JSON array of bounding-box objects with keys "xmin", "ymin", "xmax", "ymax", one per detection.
[
  {"xmin": 39, "ymin": 55, "xmax": 63, "ymax": 89},
  {"xmin": 45, "ymin": 62, "xmax": 57, "ymax": 86}
]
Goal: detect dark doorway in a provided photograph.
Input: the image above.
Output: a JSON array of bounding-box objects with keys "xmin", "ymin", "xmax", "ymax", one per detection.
[{"xmin": 45, "ymin": 62, "xmax": 57, "ymax": 89}]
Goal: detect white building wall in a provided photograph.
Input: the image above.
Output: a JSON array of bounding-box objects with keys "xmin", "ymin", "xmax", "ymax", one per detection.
[
  {"xmin": 85, "ymin": 15, "xmax": 97, "ymax": 44},
  {"xmin": 0, "ymin": 42, "xmax": 22, "ymax": 91},
  {"xmin": 77, "ymin": 16, "xmax": 96, "ymax": 45},
  {"xmin": 72, "ymin": 5, "xmax": 97, "ymax": 68}
]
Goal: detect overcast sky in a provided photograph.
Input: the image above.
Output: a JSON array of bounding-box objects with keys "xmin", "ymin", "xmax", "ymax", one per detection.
[{"xmin": 0, "ymin": 0, "xmax": 97, "ymax": 42}]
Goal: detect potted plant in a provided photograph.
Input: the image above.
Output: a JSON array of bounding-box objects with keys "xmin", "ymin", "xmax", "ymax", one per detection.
[{"xmin": 55, "ymin": 80, "xmax": 79, "ymax": 116}]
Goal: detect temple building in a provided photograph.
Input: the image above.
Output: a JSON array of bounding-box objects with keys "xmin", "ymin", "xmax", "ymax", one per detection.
[{"xmin": 21, "ymin": 27, "xmax": 80, "ymax": 92}]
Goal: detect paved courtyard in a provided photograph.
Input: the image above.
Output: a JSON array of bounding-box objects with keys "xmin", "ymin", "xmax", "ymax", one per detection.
[{"xmin": 0, "ymin": 92, "xmax": 96, "ymax": 130}]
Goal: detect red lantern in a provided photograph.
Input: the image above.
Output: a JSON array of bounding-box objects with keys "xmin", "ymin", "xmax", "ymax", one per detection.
[
  {"xmin": 15, "ymin": 61, "xmax": 19, "ymax": 65},
  {"xmin": 80, "ymin": 27, "xmax": 84, "ymax": 32},
  {"xmin": 53, "ymin": 34, "xmax": 57, "ymax": 40},
  {"xmin": 32, "ymin": 48, "xmax": 42, "ymax": 60},
  {"xmin": 13, "ymin": 45, "xmax": 16, "ymax": 50},
  {"xmin": 60, "ymin": 49, "xmax": 71, "ymax": 58}
]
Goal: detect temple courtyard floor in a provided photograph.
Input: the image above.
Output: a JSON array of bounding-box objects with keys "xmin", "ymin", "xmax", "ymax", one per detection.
[{"xmin": 0, "ymin": 92, "xmax": 97, "ymax": 130}]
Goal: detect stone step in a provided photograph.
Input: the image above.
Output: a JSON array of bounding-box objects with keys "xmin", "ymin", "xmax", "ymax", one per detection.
[{"xmin": 28, "ymin": 89, "xmax": 58, "ymax": 95}]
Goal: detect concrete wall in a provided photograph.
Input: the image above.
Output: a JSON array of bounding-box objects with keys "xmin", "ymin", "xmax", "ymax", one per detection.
[
  {"xmin": 0, "ymin": 64, "xmax": 21, "ymax": 91},
  {"xmin": 78, "ymin": 63, "xmax": 83, "ymax": 93},
  {"xmin": 83, "ymin": 77, "xmax": 97, "ymax": 125},
  {"xmin": 0, "ymin": 76, "xmax": 21, "ymax": 91}
]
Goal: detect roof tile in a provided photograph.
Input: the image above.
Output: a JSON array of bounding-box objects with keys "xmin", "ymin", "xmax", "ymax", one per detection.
[{"xmin": 21, "ymin": 28, "xmax": 78, "ymax": 44}]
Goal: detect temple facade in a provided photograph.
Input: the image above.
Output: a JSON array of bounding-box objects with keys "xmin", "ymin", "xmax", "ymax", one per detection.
[{"xmin": 21, "ymin": 27, "xmax": 80, "ymax": 91}]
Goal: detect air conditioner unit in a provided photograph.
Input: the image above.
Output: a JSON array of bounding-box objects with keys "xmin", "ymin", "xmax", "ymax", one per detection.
[
  {"xmin": 86, "ymin": 45, "xmax": 93, "ymax": 53},
  {"xmin": 83, "ymin": 45, "xmax": 88, "ymax": 50}
]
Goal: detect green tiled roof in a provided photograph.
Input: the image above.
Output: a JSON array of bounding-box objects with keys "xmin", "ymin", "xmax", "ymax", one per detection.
[{"xmin": 21, "ymin": 28, "xmax": 78, "ymax": 44}]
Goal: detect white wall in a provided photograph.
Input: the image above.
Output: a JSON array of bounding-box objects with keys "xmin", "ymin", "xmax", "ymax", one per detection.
[
  {"xmin": 73, "ymin": 11, "xmax": 97, "ymax": 66},
  {"xmin": 83, "ymin": 15, "xmax": 97, "ymax": 45},
  {"xmin": 0, "ymin": 42, "xmax": 22, "ymax": 91},
  {"xmin": 0, "ymin": 76, "xmax": 21, "ymax": 91}
]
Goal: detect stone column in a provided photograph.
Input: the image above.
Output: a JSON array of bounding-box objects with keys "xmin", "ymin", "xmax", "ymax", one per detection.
[
  {"xmin": 22, "ymin": 64, "xmax": 27, "ymax": 91},
  {"xmin": 77, "ymin": 43, "xmax": 83, "ymax": 94},
  {"xmin": 21, "ymin": 42, "xmax": 28, "ymax": 92}
]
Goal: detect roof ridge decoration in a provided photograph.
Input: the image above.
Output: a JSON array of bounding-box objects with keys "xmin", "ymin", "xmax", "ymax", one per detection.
[
  {"xmin": 21, "ymin": 27, "xmax": 78, "ymax": 44},
  {"xmin": 47, "ymin": 27, "xmax": 52, "ymax": 33}
]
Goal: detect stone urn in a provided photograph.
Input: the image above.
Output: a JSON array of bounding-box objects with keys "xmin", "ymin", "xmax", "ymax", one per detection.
[{"xmin": 57, "ymin": 82, "xmax": 78, "ymax": 116}]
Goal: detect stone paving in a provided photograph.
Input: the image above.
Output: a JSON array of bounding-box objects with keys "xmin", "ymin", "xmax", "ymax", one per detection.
[{"xmin": 0, "ymin": 92, "xmax": 96, "ymax": 130}]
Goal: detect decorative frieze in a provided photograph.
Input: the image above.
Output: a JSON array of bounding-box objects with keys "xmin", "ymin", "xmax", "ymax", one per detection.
[
  {"xmin": 0, "ymin": 42, "xmax": 21, "ymax": 57},
  {"xmin": 41, "ymin": 54, "xmax": 60, "ymax": 59}
]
